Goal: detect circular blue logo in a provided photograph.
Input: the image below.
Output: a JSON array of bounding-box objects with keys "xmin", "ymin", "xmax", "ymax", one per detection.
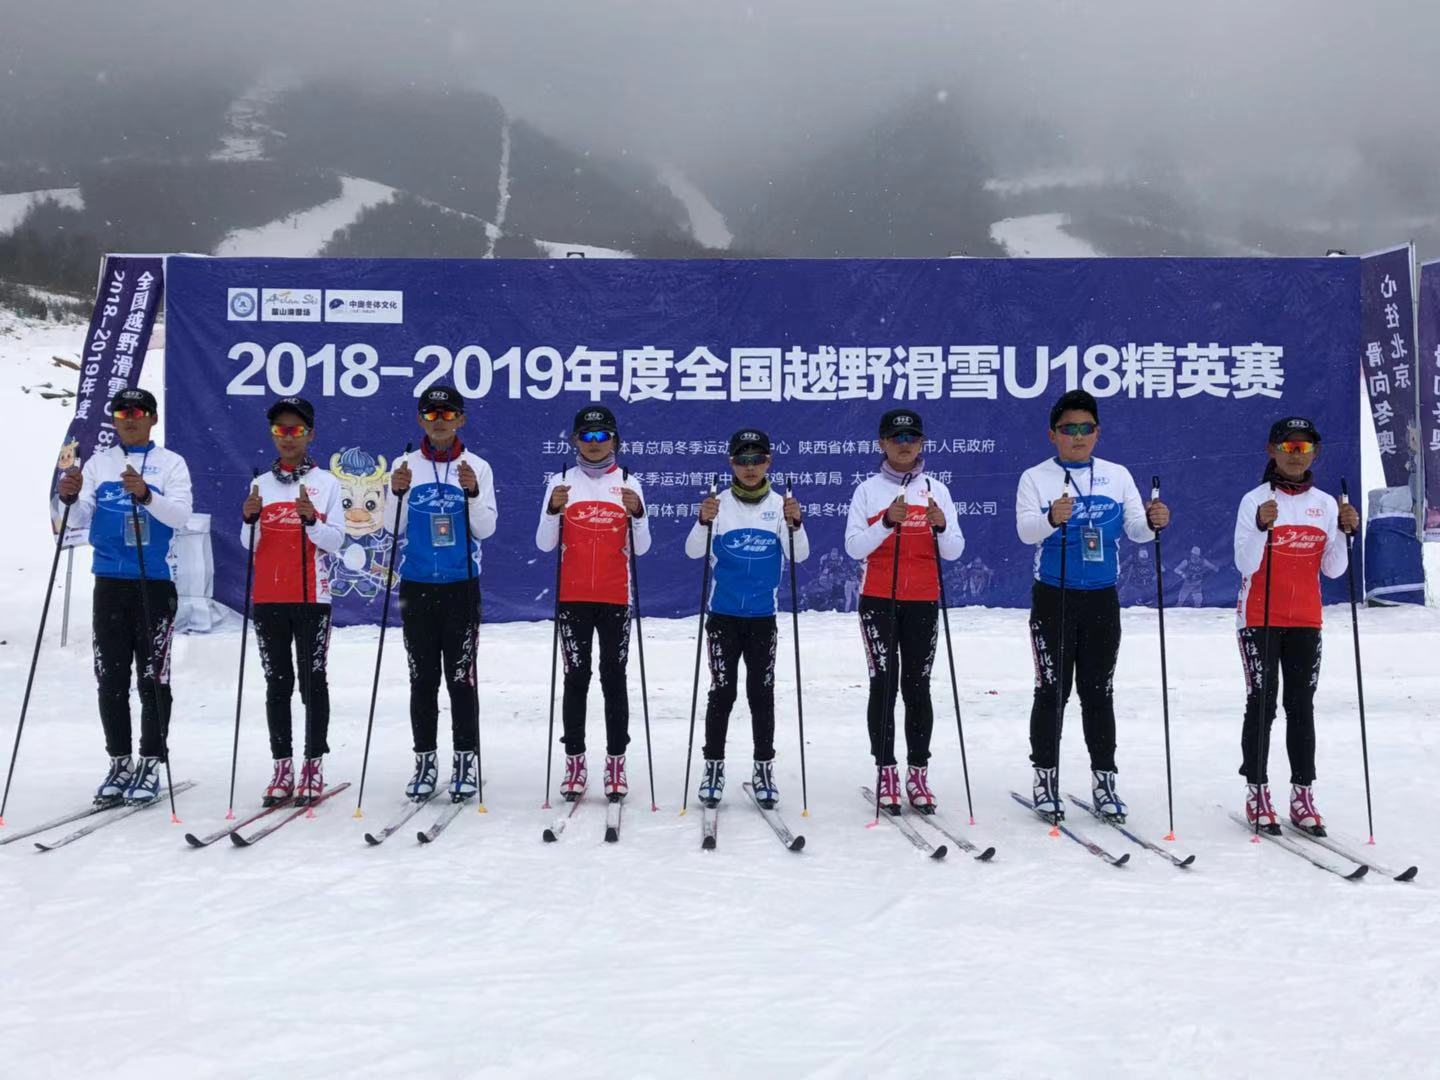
[{"xmin": 230, "ymin": 291, "xmax": 256, "ymax": 318}]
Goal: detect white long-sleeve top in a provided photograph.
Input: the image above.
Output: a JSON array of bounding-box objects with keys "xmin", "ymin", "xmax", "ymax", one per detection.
[
  {"xmin": 684, "ymin": 487, "xmax": 810, "ymax": 617},
  {"xmin": 844, "ymin": 470, "xmax": 963, "ymax": 602}
]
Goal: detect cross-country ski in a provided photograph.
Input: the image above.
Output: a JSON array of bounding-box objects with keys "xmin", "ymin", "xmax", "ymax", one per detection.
[
  {"xmin": 1010, "ymin": 792, "xmax": 1130, "ymax": 868},
  {"xmin": 741, "ymin": 782, "xmax": 805, "ymax": 852},
  {"xmin": 363, "ymin": 797, "xmax": 433, "ymax": 846},
  {"xmin": 230, "ymin": 782, "xmax": 351, "ymax": 847},
  {"xmin": 34, "ymin": 782, "xmax": 197, "ymax": 852},
  {"xmin": 1065, "ymin": 792, "xmax": 1194, "ymax": 868},
  {"xmin": 185, "ymin": 796, "xmax": 295, "ymax": 848},
  {"xmin": 860, "ymin": 786, "xmax": 946, "ymax": 859}
]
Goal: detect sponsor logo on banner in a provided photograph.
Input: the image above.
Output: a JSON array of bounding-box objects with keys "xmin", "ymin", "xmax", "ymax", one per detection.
[
  {"xmin": 227, "ymin": 288, "xmax": 258, "ymax": 321},
  {"xmin": 324, "ymin": 289, "xmax": 404, "ymax": 323},
  {"xmin": 261, "ymin": 289, "xmax": 322, "ymax": 322}
]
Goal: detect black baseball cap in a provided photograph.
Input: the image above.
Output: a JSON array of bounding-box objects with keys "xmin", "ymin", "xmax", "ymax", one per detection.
[
  {"xmin": 1269, "ymin": 416, "xmax": 1320, "ymax": 444},
  {"xmin": 728, "ymin": 428, "xmax": 771, "ymax": 457},
  {"xmin": 573, "ymin": 405, "xmax": 617, "ymax": 435},
  {"xmin": 878, "ymin": 408, "xmax": 924, "ymax": 438},
  {"xmin": 266, "ymin": 396, "xmax": 315, "ymax": 427},
  {"xmin": 109, "ymin": 387, "xmax": 158, "ymax": 416},
  {"xmin": 419, "ymin": 385, "xmax": 465, "ymax": 415}
]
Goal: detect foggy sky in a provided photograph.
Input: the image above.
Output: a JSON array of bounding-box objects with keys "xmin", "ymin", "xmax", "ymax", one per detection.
[{"xmin": 2, "ymin": 1, "xmax": 1435, "ymax": 196}]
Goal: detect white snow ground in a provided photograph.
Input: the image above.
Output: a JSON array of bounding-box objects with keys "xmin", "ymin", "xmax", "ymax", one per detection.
[
  {"xmin": 0, "ymin": 188, "xmax": 84, "ymax": 234},
  {"xmin": 213, "ymin": 177, "xmax": 399, "ymax": 258},
  {"xmin": 991, "ymin": 213, "xmax": 1102, "ymax": 258},
  {"xmin": 2, "ymin": 308, "xmax": 1439, "ymax": 1078}
]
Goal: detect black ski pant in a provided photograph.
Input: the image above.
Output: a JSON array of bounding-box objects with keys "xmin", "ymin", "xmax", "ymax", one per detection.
[
  {"xmin": 92, "ymin": 577, "xmax": 176, "ymax": 761},
  {"xmin": 859, "ymin": 597, "xmax": 938, "ymax": 768},
  {"xmin": 399, "ymin": 579, "xmax": 481, "ymax": 754},
  {"xmin": 253, "ymin": 603, "xmax": 333, "ymax": 760},
  {"xmin": 1237, "ymin": 626, "xmax": 1321, "ymax": 785},
  {"xmin": 1027, "ymin": 583, "xmax": 1121, "ymax": 772},
  {"xmin": 701, "ymin": 613, "xmax": 777, "ymax": 762},
  {"xmin": 558, "ymin": 601, "xmax": 631, "ymax": 756}
]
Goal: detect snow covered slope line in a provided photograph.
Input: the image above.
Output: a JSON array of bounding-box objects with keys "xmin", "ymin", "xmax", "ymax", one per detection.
[
  {"xmin": 0, "ymin": 189, "xmax": 84, "ymax": 234},
  {"xmin": 991, "ymin": 212, "xmax": 1102, "ymax": 258},
  {"xmin": 213, "ymin": 176, "xmax": 398, "ymax": 257},
  {"xmin": 659, "ymin": 164, "xmax": 732, "ymax": 250}
]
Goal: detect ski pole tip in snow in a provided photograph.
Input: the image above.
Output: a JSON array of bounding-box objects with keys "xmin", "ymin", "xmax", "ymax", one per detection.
[
  {"xmin": 352, "ymin": 808, "xmax": 364, "ymax": 819},
  {"xmin": 477, "ymin": 804, "xmax": 488, "ymax": 814},
  {"xmin": 1048, "ymin": 825, "xmax": 1060, "ymax": 838},
  {"xmin": 170, "ymin": 813, "xmax": 182, "ymax": 825},
  {"xmin": 225, "ymin": 810, "xmax": 235, "ymax": 821},
  {"xmin": 1164, "ymin": 831, "xmax": 1176, "ymax": 842},
  {"xmin": 651, "ymin": 803, "xmax": 659, "ymax": 813},
  {"xmin": 801, "ymin": 809, "xmax": 810, "ymax": 818}
]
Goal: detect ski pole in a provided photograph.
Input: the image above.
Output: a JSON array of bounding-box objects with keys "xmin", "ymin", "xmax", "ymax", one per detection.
[
  {"xmin": 353, "ymin": 442, "xmax": 412, "ymax": 818},
  {"xmin": 0, "ymin": 500, "xmax": 73, "ymax": 826},
  {"xmin": 297, "ymin": 477, "xmax": 314, "ymax": 815},
  {"xmin": 874, "ymin": 474, "xmax": 912, "ymax": 822},
  {"xmin": 680, "ymin": 475, "xmax": 718, "ymax": 816},
  {"xmin": 225, "ymin": 468, "xmax": 261, "ymax": 820},
  {"xmin": 1252, "ymin": 481, "xmax": 1276, "ymax": 841},
  {"xmin": 1151, "ymin": 475, "xmax": 1177, "ymax": 842},
  {"xmin": 1340, "ymin": 478, "xmax": 1375, "ymax": 842},
  {"xmin": 542, "ymin": 461, "xmax": 567, "ymax": 810},
  {"xmin": 1049, "ymin": 471, "xmax": 1072, "ymax": 837},
  {"xmin": 129, "ymin": 487, "xmax": 181, "ymax": 824},
  {"xmin": 926, "ymin": 479, "xmax": 974, "ymax": 825},
  {"xmin": 463, "ymin": 473, "xmax": 486, "ymax": 813},
  {"xmin": 624, "ymin": 467, "xmax": 659, "ymax": 812},
  {"xmin": 785, "ymin": 475, "xmax": 809, "ymax": 817}
]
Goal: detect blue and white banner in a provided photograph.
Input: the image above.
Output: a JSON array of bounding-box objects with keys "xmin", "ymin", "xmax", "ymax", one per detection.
[
  {"xmin": 1418, "ymin": 258, "xmax": 1440, "ymax": 541},
  {"xmin": 1360, "ymin": 244, "xmax": 1420, "ymax": 493},
  {"xmin": 52, "ymin": 254, "xmax": 164, "ymax": 546},
  {"xmin": 164, "ymin": 257, "xmax": 1360, "ymax": 625}
]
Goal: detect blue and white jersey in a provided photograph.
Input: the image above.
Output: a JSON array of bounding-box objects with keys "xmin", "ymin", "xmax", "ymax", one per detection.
[
  {"xmin": 1015, "ymin": 456, "xmax": 1153, "ymax": 590},
  {"xmin": 685, "ymin": 488, "xmax": 810, "ymax": 617},
  {"xmin": 383, "ymin": 447, "xmax": 498, "ymax": 585},
  {"xmin": 55, "ymin": 442, "xmax": 193, "ymax": 581}
]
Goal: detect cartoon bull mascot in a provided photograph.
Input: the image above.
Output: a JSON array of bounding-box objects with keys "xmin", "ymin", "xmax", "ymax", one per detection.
[{"xmin": 329, "ymin": 447, "xmax": 393, "ymax": 599}]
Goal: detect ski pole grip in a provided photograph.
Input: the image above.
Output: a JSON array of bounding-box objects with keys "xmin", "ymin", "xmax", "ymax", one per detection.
[
  {"xmin": 1151, "ymin": 474, "xmax": 1160, "ymax": 501},
  {"xmin": 1340, "ymin": 477, "xmax": 1349, "ymax": 505}
]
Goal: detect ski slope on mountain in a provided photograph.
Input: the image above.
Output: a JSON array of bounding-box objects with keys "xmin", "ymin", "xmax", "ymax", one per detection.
[
  {"xmin": 1, "ymin": 307, "xmax": 1437, "ymax": 1077},
  {"xmin": 213, "ymin": 176, "xmax": 399, "ymax": 258},
  {"xmin": 0, "ymin": 188, "xmax": 84, "ymax": 234}
]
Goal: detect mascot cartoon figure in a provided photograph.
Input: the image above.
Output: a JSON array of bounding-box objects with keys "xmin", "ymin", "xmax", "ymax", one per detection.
[{"xmin": 329, "ymin": 447, "xmax": 393, "ymax": 599}]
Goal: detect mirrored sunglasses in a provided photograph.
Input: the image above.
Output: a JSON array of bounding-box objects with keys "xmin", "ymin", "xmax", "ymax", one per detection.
[
  {"xmin": 889, "ymin": 433, "xmax": 922, "ymax": 445},
  {"xmin": 1056, "ymin": 422, "xmax": 1098, "ymax": 437},
  {"xmin": 731, "ymin": 452, "xmax": 769, "ymax": 467},
  {"xmin": 270, "ymin": 422, "xmax": 310, "ymax": 438},
  {"xmin": 112, "ymin": 406, "xmax": 150, "ymax": 420},
  {"xmin": 420, "ymin": 408, "xmax": 462, "ymax": 422},
  {"xmin": 578, "ymin": 430, "xmax": 613, "ymax": 443},
  {"xmin": 1276, "ymin": 439, "xmax": 1316, "ymax": 455}
]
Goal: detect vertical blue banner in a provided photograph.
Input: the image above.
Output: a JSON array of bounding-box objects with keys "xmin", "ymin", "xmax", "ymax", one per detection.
[{"xmin": 1360, "ymin": 244, "xmax": 1420, "ymax": 493}]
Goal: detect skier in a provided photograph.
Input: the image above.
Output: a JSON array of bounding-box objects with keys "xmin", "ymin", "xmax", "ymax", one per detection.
[
  {"xmin": 1234, "ymin": 417, "xmax": 1357, "ymax": 834},
  {"xmin": 536, "ymin": 405, "xmax": 650, "ymax": 802},
  {"xmin": 386, "ymin": 386, "xmax": 498, "ymax": 802},
  {"xmin": 1015, "ymin": 390, "xmax": 1169, "ymax": 822},
  {"xmin": 685, "ymin": 428, "xmax": 809, "ymax": 808},
  {"xmin": 1174, "ymin": 545, "xmax": 1219, "ymax": 607},
  {"xmin": 844, "ymin": 408, "xmax": 964, "ymax": 812},
  {"xmin": 54, "ymin": 388, "xmax": 193, "ymax": 805},
  {"xmin": 240, "ymin": 398, "xmax": 345, "ymax": 807}
]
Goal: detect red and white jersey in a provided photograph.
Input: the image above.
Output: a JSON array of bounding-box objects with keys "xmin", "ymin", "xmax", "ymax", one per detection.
[
  {"xmin": 1233, "ymin": 481, "xmax": 1348, "ymax": 629},
  {"xmin": 241, "ymin": 467, "xmax": 345, "ymax": 605},
  {"xmin": 844, "ymin": 471, "xmax": 964, "ymax": 602},
  {"xmin": 536, "ymin": 465, "xmax": 651, "ymax": 606}
]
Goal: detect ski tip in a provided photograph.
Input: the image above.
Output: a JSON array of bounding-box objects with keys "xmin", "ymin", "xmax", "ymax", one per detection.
[
  {"xmin": 1396, "ymin": 867, "xmax": 1419, "ymax": 882},
  {"xmin": 977, "ymin": 847, "xmax": 997, "ymax": 861},
  {"xmin": 363, "ymin": 834, "xmax": 382, "ymax": 846},
  {"xmin": 1179, "ymin": 854, "xmax": 1197, "ymax": 867},
  {"xmin": 1346, "ymin": 863, "xmax": 1369, "ymax": 881},
  {"xmin": 33, "ymin": 842, "xmax": 50, "ymax": 852},
  {"xmin": 1114, "ymin": 853, "xmax": 1131, "ymax": 867},
  {"xmin": 183, "ymin": 833, "xmax": 204, "ymax": 848},
  {"xmin": 542, "ymin": 830, "xmax": 558, "ymax": 843},
  {"xmin": 929, "ymin": 845, "xmax": 948, "ymax": 860},
  {"xmin": 416, "ymin": 831, "xmax": 432, "ymax": 844},
  {"xmin": 604, "ymin": 828, "xmax": 619, "ymax": 843},
  {"xmin": 228, "ymin": 832, "xmax": 250, "ymax": 847},
  {"xmin": 789, "ymin": 835, "xmax": 806, "ymax": 852},
  {"xmin": 701, "ymin": 836, "xmax": 716, "ymax": 851}
]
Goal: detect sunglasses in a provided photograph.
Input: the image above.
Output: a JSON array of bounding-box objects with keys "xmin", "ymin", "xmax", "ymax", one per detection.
[
  {"xmin": 888, "ymin": 433, "xmax": 922, "ymax": 445},
  {"xmin": 731, "ymin": 453, "xmax": 769, "ymax": 467},
  {"xmin": 578, "ymin": 430, "xmax": 614, "ymax": 443},
  {"xmin": 1276, "ymin": 440, "xmax": 1316, "ymax": 455},
  {"xmin": 112, "ymin": 406, "xmax": 151, "ymax": 420},
  {"xmin": 270, "ymin": 422, "xmax": 310, "ymax": 438},
  {"xmin": 420, "ymin": 408, "xmax": 462, "ymax": 422},
  {"xmin": 1056, "ymin": 422, "xmax": 1098, "ymax": 437}
]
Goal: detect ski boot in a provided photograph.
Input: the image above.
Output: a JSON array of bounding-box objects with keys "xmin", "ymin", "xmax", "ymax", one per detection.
[
  {"xmin": 604, "ymin": 754, "xmax": 628, "ymax": 802},
  {"xmin": 751, "ymin": 759, "xmax": 779, "ymax": 809},
  {"xmin": 1289, "ymin": 784, "xmax": 1325, "ymax": 837},
  {"xmin": 1246, "ymin": 783, "xmax": 1280, "ymax": 835},
  {"xmin": 406, "ymin": 751, "xmax": 438, "ymax": 802},
  {"xmin": 1032, "ymin": 766, "xmax": 1063, "ymax": 823},
  {"xmin": 875, "ymin": 764, "xmax": 901, "ymax": 815},
  {"xmin": 560, "ymin": 753, "xmax": 587, "ymax": 801},
  {"xmin": 95, "ymin": 755, "xmax": 134, "ymax": 807},
  {"xmin": 449, "ymin": 750, "xmax": 478, "ymax": 803},
  {"xmin": 698, "ymin": 759, "xmax": 725, "ymax": 807},
  {"xmin": 906, "ymin": 765, "xmax": 937, "ymax": 814},
  {"xmin": 1091, "ymin": 769, "xmax": 1127, "ymax": 823},
  {"xmin": 124, "ymin": 756, "xmax": 162, "ymax": 805},
  {"xmin": 296, "ymin": 757, "xmax": 324, "ymax": 806},
  {"xmin": 262, "ymin": 757, "xmax": 294, "ymax": 807}
]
